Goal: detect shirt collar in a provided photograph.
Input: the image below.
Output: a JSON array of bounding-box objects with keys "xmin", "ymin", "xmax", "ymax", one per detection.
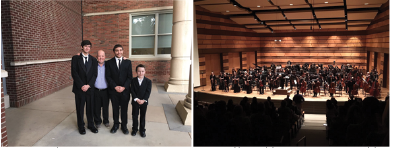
[
  {"xmin": 115, "ymin": 57, "xmax": 123, "ymax": 61},
  {"xmin": 81, "ymin": 52, "xmax": 89, "ymax": 58},
  {"xmin": 137, "ymin": 77, "xmax": 144, "ymax": 81}
]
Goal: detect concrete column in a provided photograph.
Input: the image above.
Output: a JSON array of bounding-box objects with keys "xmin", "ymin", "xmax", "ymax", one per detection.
[
  {"xmin": 164, "ymin": 0, "xmax": 192, "ymax": 93},
  {"xmin": 193, "ymin": 4, "xmax": 200, "ymax": 87},
  {"xmin": 176, "ymin": 65, "xmax": 192, "ymax": 125}
]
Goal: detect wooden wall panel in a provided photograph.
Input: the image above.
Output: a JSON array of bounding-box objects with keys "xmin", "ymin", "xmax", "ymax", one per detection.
[
  {"xmin": 204, "ymin": 54, "xmax": 221, "ymax": 86},
  {"xmin": 199, "ymin": 55, "xmax": 206, "ymax": 86},
  {"xmin": 228, "ymin": 52, "xmax": 240, "ymax": 72}
]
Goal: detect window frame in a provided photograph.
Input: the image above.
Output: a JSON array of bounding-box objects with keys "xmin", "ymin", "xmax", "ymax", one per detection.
[{"xmin": 129, "ymin": 9, "xmax": 173, "ymax": 59}]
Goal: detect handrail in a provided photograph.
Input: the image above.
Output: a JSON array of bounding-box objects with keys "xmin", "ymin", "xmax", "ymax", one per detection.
[{"xmin": 296, "ymin": 136, "xmax": 306, "ymax": 146}]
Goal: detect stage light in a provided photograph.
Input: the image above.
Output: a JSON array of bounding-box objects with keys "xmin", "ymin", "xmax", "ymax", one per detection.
[
  {"xmin": 274, "ymin": 40, "xmax": 277, "ymax": 41},
  {"xmin": 365, "ymin": 3, "xmax": 369, "ymax": 5},
  {"xmin": 325, "ymin": 2, "xmax": 328, "ymax": 3},
  {"xmin": 226, "ymin": 10, "xmax": 230, "ymax": 12},
  {"xmin": 290, "ymin": 4, "xmax": 293, "ymax": 5},
  {"xmin": 279, "ymin": 40, "xmax": 281, "ymax": 42},
  {"xmin": 257, "ymin": 5, "xmax": 261, "ymax": 7}
]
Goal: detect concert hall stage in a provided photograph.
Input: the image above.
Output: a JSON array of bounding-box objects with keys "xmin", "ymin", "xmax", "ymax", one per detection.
[{"xmin": 194, "ymin": 86, "xmax": 388, "ymax": 114}]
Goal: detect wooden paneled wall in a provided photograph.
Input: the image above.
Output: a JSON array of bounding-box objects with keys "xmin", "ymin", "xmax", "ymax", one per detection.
[{"xmin": 365, "ymin": 1, "xmax": 389, "ymax": 88}]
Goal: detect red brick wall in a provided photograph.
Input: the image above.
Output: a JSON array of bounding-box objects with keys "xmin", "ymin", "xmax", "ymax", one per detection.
[
  {"xmin": 83, "ymin": 0, "xmax": 173, "ymax": 83},
  {"xmin": 82, "ymin": 0, "xmax": 173, "ymax": 13},
  {"xmin": 1, "ymin": 79, "xmax": 7, "ymax": 147},
  {"xmin": 2, "ymin": 0, "xmax": 82, "ymax": 107}
]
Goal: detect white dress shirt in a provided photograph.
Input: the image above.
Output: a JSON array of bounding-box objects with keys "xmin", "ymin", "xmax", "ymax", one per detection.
[
  {"xmin": 115, "ymin": 56, "xmax": 122, "ymax": 69},
  {"xmin": 82, "ymin": 53, "xmax": 89, "ymax": 64},
  {"xmin": 134, "ymin": 77, "xmax": 147, "ymax": 103}
]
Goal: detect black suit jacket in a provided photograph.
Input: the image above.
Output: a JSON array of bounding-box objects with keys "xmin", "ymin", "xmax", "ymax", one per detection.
[
  {"xmin": 130, "ymin": 77, "xmax": 152, "ymax": 105},
  {"xmin": 71, "ymin": 53, "xmax": 98, "ymax": 95},
  {"xmin": 105, "ymin": 57, "xmax": 133, "ymax": 95}
]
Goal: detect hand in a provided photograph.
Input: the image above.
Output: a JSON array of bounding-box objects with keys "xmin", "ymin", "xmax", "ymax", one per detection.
[
  {"xmin": 76, "ymin": 53, "xmax": 80, "ymax": 56},
  {"xmin": 81, "ymin": 85, "xmax": 90, "ymax": 92},
  {"xmin": 138, "ymin": 100, "xmax": 145, "ymax": 105},
  {"xmin": 123, "ymin": 57, "xmax": 127, "ymax": 60},
  {"xmin": 115, "ymin": 86, "xmax": 121, "ymax": 93},
  {"xmin": 119, "ymin": 86, "xmax": 125, "ymax": 93}
]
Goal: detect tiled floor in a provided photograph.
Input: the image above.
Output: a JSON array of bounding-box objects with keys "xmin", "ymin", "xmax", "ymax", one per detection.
[{"xmin": 5, "ymin": 83, "xmax": 192, "ymax": 146}]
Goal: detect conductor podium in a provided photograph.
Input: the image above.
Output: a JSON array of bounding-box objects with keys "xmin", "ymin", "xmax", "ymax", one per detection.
[{"xmin": 273, "ymin": 87, "xmax": 292, "ymax": 95}]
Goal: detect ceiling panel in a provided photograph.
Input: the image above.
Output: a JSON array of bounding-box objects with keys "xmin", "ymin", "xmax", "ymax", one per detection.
[
  {"xmin": 347, "ymin": 11, "xmax": 378, "ymax": 20},
  {"xmin": 347, "ymin": 21, "xmax": 371, "ymax": 25},
  {"xmin": 318, "ymin": 19, "xmax": 345, "ymax": 23},
  {"xmin": 256, "ymin": 12, "xmax": 286, "ymax": 21},
  {"xmin": 265, "ymin": 21, "xmax": 291, "ymax": 25},
  {"xmin": 222, "ymin": 10, "xmax": 251, "ymax": 15},
  {"xmin": 270, "ymin": 26, "xmax": 295, "ymax": 30},
  {"xmin": 271, "ymin": 0, "xmax": 308, "ymax": 6},
  {"xmin": 291, "ymin": 20, "xmax": 315, "ymax": 24},
  {"xmin": 348, "ymin": 26, "xmax": 368, "ymax": 30},
  {"xmin": 346, "ymin": 0, "xmax": 387, "ymax": 6},
  {"xmin": 313, "ymin": 2, "xmax": 343, "ymax": 7},
  {"xmin": 347, "ymin": 4, "xmax": 382, "ymax": 9},
  {"xmin": 294, "ymin": 25, "xmax": 313, "ymax": 29},
  {"xmin": 236, "ymin": 0, "xmax": 273, "ymax": 8},
  {"xmin": 251, "ymin": 6, "xmax": 279, "ymax": 11},
  {"xmin": 253, "ymin": 28, "xmax": 272, "ymax": 33},
  {"xmin": 320, "ymin": 24, "xmax": 346, "ymax": 28},
  {"xmin": 230, "ymin": 16, "xmax": 260, "ymax": 24},
  {"xmin": 199, "ymin": 4, "xmax": 245, "ymax": 12},
  {"xmin": 279, "ymin": 4, "xmax": 311, "ymax": 9},
  {"xmin": 194, "ymin": 0, "xmax": 230, "ymax": 5},
  {"xmin": 314, "ymin": 9, "xmax": 345, "ymax": 18},
  {"xmin": 245, "ymin": 25, "xmax": 267, "ymax": 28},
  {"xmin": 284, "ymin": 10, "xmax": 313, "ymax": 19}
]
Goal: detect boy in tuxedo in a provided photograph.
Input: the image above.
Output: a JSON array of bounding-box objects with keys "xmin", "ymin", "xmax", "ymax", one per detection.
[{"xmin": 130, "ymin": 64, "xmax": 152, "ymax": 137}]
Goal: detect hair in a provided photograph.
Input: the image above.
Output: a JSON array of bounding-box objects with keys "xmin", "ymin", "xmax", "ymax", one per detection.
[
  {"xmin": 81, "ymin": 40, "xmax": 92, "ymax": 47},
  {"xmin": 113, "ymin": 44, "xmax": 123, "ymax": 51},
  {"xmin": 136, "ymin": 64, "xmax": 146, "ymax": 72}
]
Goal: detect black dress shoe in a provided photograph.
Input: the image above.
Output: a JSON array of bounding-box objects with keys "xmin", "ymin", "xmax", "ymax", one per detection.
[
  {"xmin": 110, "ymin": 125, "xmax": 119, "ymax": 133},
  {"xmin": 121, "ymin": 127, "xmax": 129, "ymax": 134},
  {"xmin": 88, "ymin": 127, "xmax": 98, "ymax": 133},
  {"xmin": 140, "ymin": 131, "xmax": 146, "ymax": 137},
  {"xmin": 131, "ymin": 130, "xmax": 137, "ymax": 136},
  {"xmin": 79, "ymin": 128, "xmax": 86, "ymax": 135}
]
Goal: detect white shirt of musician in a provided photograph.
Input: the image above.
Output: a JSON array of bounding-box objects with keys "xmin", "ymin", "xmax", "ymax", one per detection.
[{"xmin": 134, "ymin": 77, "xmax": 147, "ymax": 103}]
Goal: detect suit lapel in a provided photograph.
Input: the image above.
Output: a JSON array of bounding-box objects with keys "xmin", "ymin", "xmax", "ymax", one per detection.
[
  {"xmin": 137, "ymin": 77, "xmax": 146, "ymax": 96},
  {"xmin": 78, "ymin": 54, "xmax": 87, "ymax": 73},
  {"xmin": 86, "ymin": 55, "xmax": 93, "ymax": 73},
  {"xmin": 111, "ymin": 58, "xmax": 119, "ymax": 73}
]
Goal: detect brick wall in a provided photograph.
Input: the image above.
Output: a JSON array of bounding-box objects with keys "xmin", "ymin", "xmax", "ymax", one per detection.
[
  {"xmin": 1, "ymin": 0, "xmax": 82, "ymax": 107},
  {"xmin": 82, "ymin": 0, "xmax": 173, "ymax": 13},
  {"xmin": 82, "ymin": 0, "xmax": 173, "ymax": 83},
  {"xmin": 1, "ymin": 79, "xmax": 7, "ymax": 147}
]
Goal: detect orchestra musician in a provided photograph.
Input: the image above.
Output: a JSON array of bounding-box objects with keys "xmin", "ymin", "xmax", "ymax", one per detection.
[
  {"xmin": 219, "ymin": 72, "xmax": 224, "ymax": 90},
  {"xmin": 224, "ymin": 73, "xmax": 229, "ymax": 92},
  {"xmin": 233, "ymin": 73, "xmax": 240, "ymax": 93},
  {"xmin": 210, "ymin": 71, "xmax": 216, "ymax": 91},
  {"xmin": 313, "ymin": 79, "xmax": 321, "ymax": 97}
]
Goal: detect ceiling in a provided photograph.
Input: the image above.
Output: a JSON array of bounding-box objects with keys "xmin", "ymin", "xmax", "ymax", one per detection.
[{"xmin": 195, "ymin": 0, "xmax": 386, "ymax": 33}]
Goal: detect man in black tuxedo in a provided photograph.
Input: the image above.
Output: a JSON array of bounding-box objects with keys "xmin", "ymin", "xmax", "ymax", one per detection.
[
  {"xmin": 130, "ymin": 64, "xmax": 152, "ymax": 137},
  {"xmin": 106, "ymin": 44, "xmax": 133, "ymax": 134},
  {"xmin": 71, "ymin": 40, "xmax": 98, "ymax": 135}
]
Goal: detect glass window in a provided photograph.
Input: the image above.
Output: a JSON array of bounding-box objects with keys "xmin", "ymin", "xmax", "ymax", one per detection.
[{"xmin": 131, "ymin": 12, "xmax": 173, "ymax": 56}]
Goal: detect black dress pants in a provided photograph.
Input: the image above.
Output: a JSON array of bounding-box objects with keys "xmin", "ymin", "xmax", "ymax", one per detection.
[
  {"xmin": 94, "ymin": 89, "xmax": 109, "ymax": 125},
  {"xmin": 110, "ymin": 92, "xmax": 130, "ymax": 127},
  {"xmin": 132, "ymin": 102, "xmax": 147, "ymax": 132},
  {"xmin": 75, "ymin": 93, "xmax": 94, "ymax": 129}
]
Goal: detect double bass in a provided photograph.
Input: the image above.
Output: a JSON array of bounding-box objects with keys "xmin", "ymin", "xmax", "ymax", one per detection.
[
  {"xmin": 369, "ymin": 80, "xmax": 380, "ymax": 97},
  {"xmin": 300, "ymin": 80, "xmax": 307, "ymax": 94},
  {"xmin": 329, "ymin": 82, "xmax": 336, "ymax": 94},
  {"xmin": 352, "ymin": 83, "xmax": 359, "ymax": 96}
]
